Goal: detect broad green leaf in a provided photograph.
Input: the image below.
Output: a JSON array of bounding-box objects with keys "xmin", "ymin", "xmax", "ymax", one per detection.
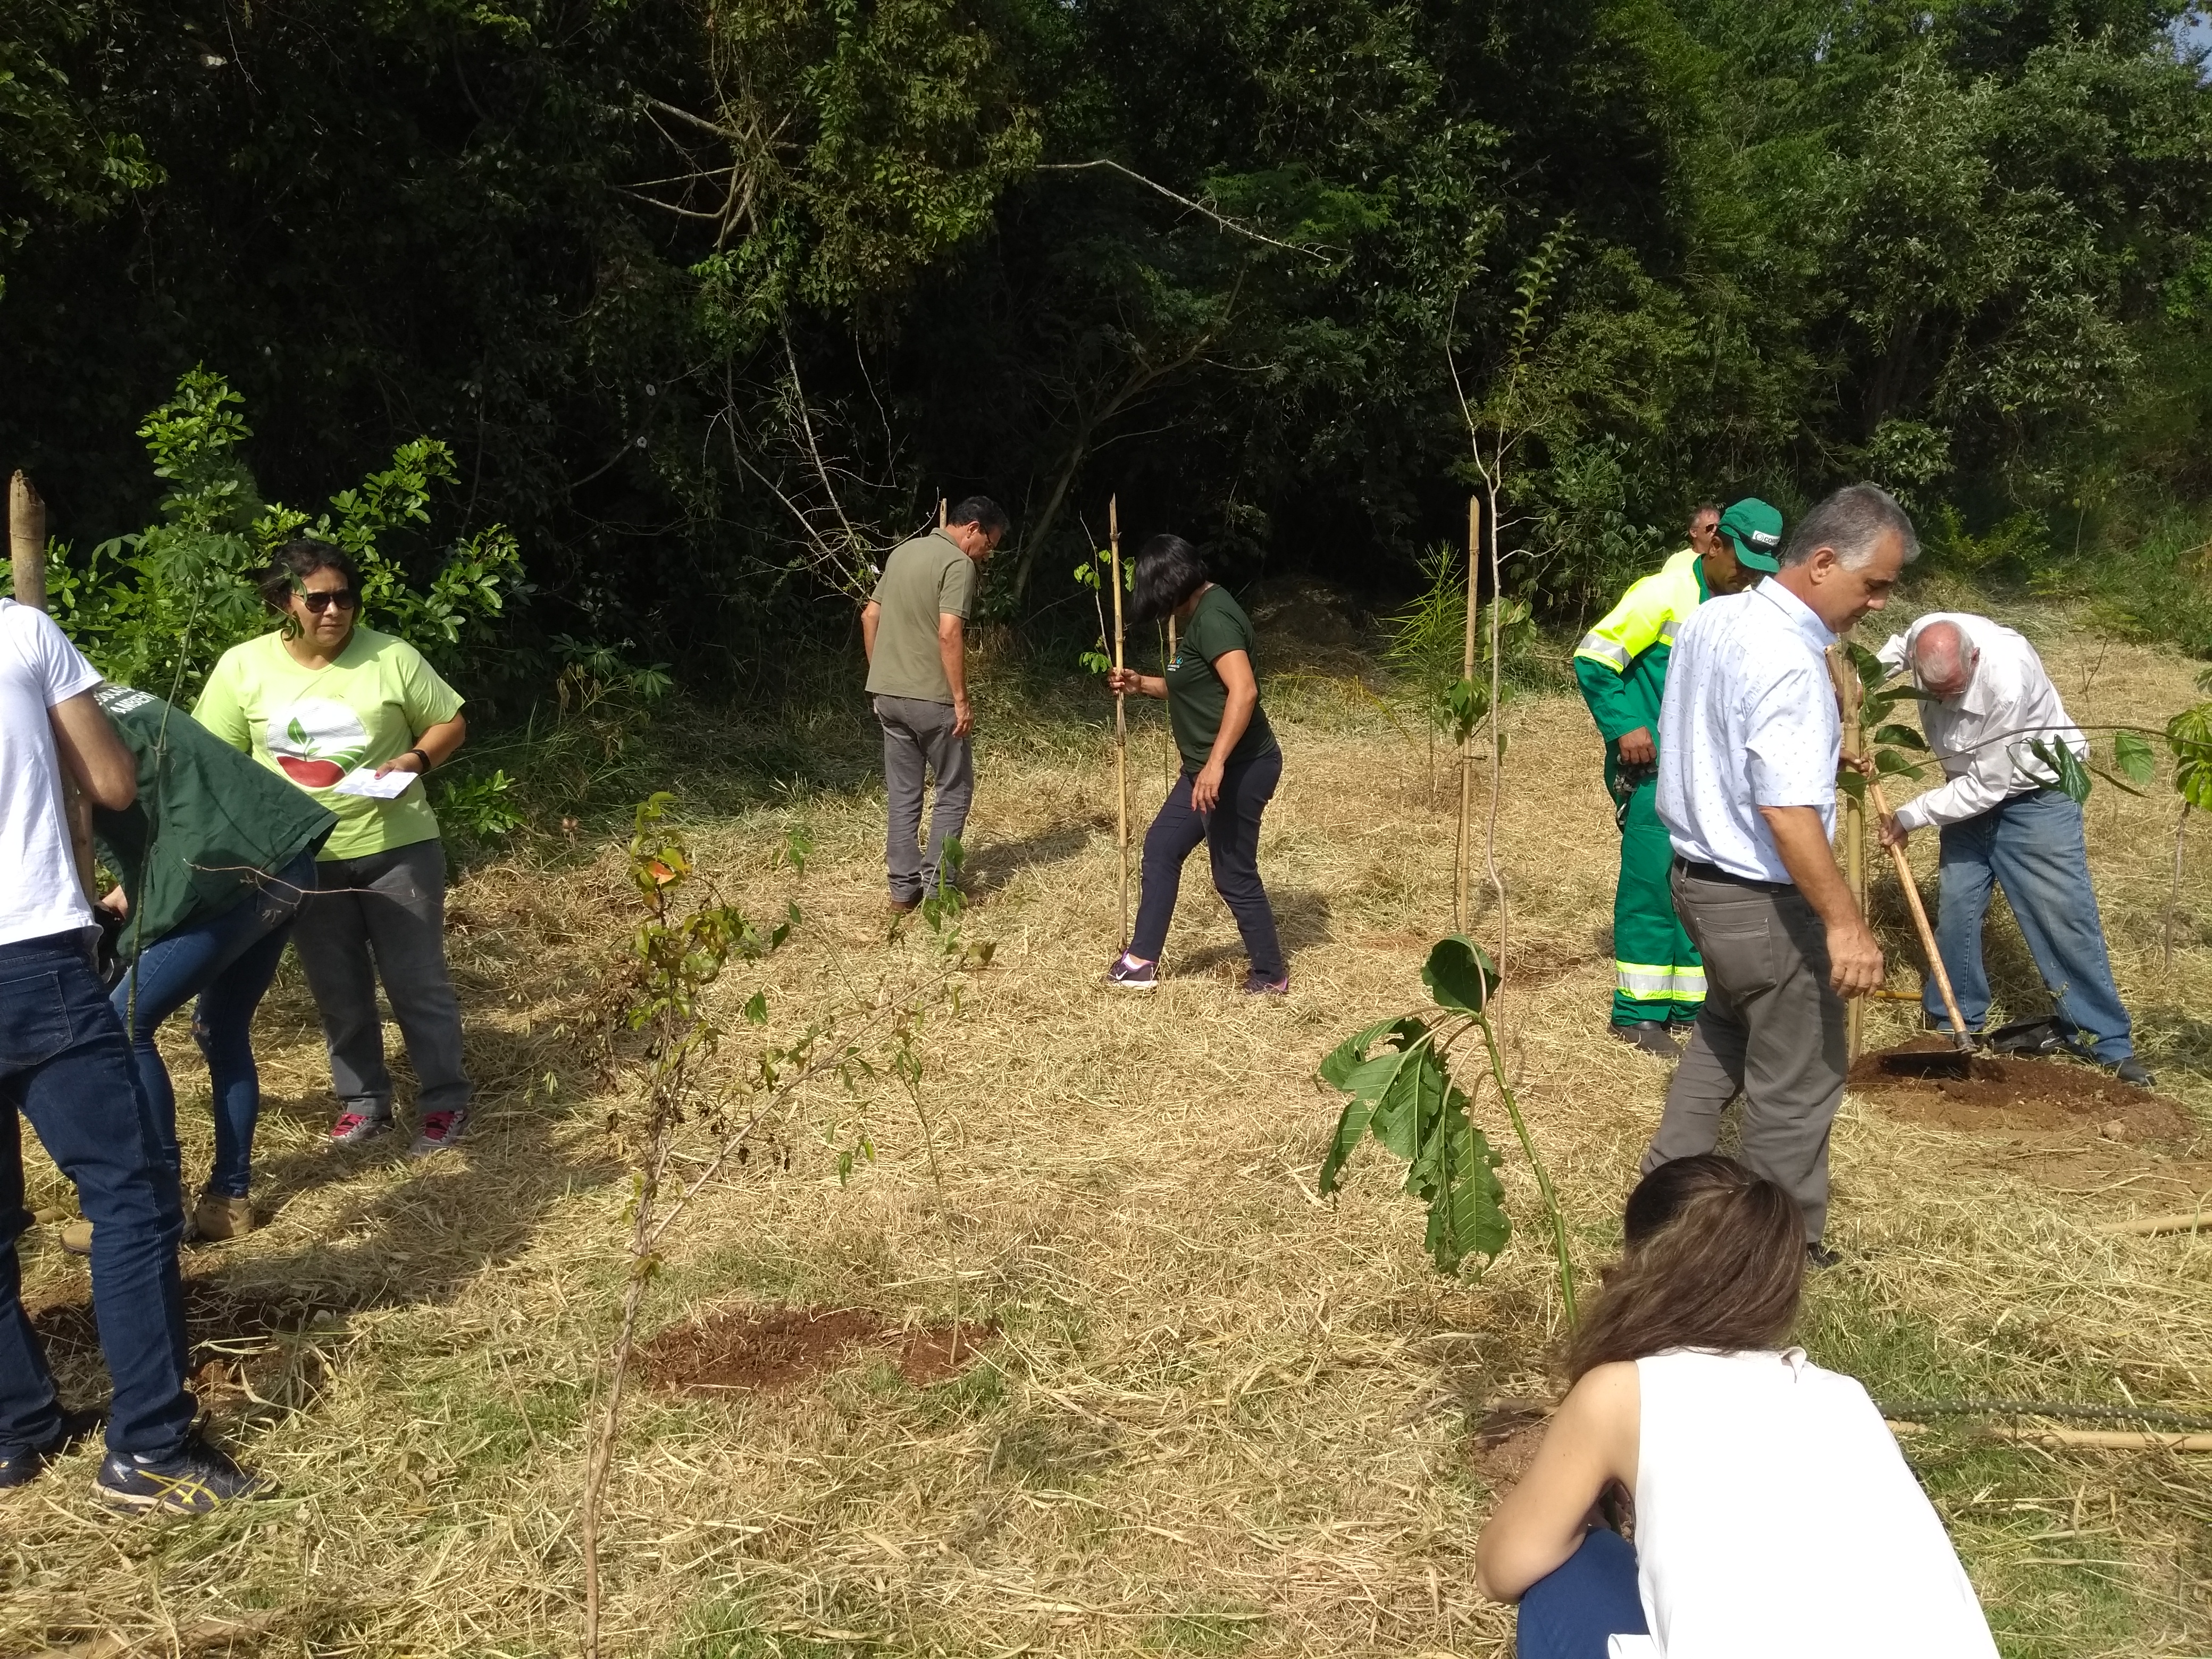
[
  {"xmin": 1872, "ymin": 723, "xmax": 1929, "ymax": 751},
  {"xmin": 2027, "ymin": 738, "xmax": 2091, "ymax": 804},
  {"xmin": 1368, "ymin": 1039, "xmax": 1445, "ymax": 1161},
  {"xmin": 1317, "ymin": 1017, "xmax": 1415, "ymax": 1090},
  {"xmin": 1423, "ymin": 935, "xmax": 1499, "ymax": 1012},
  {"xmin": 2114, "ymin": 731, "xmax": 2157, "ymax": 787},
  {"xmin": 1836, "ymin": 768, "xmax": 1867, "ymax": 804},
  {"xmin": 1874, "ymin": 749, "xmax": 1925, "ymax": 779},
  {"xmin": 1846, "ymin": 641, "xmax": 1892, "ymax": 696}
]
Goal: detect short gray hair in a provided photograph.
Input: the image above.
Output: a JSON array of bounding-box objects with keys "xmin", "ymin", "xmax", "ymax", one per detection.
[{"xmin": 1780, "ymin": 483, "xmax": 1920, "ymax": 571}]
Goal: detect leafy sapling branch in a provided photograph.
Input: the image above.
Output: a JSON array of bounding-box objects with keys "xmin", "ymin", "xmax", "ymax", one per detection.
[
  {"xmin": 1317, "ymin": 937, "xmax": 1577, "ymax": 1322},
  {"xmin": 579, "ymin": 795, "xmax": 989, "ymax": 1657},
  {"xmin": 1072, "ymin": 544, "xmax": 1132, "ymax": 675}
]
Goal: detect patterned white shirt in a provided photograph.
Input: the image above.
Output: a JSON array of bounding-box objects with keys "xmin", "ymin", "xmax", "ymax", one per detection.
[
  {"xmin": 1874, "ymin": 612, "xmax": 2087, "ymax": 833},
  {"xmin": 1657, "ymin": 578, "xmax": 1840, "ymax": 883}
]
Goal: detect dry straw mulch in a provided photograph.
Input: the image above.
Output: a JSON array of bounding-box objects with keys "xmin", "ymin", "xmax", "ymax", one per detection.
[{"xmin": 4, "ymin": 597, "xmax": 2210, "ymax": 1657}]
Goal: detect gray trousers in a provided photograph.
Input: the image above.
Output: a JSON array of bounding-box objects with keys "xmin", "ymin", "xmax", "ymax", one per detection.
[
  {"xmin": 291, "ymin": 839, "xmax": 472, "ymax": 1119},
  {"xmin": 1643, "ymin": 864, "xmax": 1849, "ymax": 1241},
  {"xmin": 875, "ymin": 694, "xmax": 974, "ymax": 901}
]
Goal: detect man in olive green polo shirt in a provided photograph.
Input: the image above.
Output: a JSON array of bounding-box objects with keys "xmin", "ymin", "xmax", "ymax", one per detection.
[{"xmin": 861, "ymin": 496, "xmax": 1009, "ymax": 908}]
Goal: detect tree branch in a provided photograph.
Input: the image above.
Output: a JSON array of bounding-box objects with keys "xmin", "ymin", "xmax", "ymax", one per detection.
[{"xmin": 1034, "ymin": 159, "xmax": 1327, "ymax": 259}]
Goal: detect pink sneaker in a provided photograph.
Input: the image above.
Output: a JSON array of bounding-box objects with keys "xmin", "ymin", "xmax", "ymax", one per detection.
[
  {"xmin": 328, "ymin": 1111, "xmax": 393, "ymax": 1146},
  {"xmin": 409, "ymin": 1108, "xmax": 470, "ymax": 1158}
]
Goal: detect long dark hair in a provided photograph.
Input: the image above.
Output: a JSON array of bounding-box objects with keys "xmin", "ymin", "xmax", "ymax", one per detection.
[
  {"xmin": 1566, "ymin": 1155, "xmax": 1805, "ymax": 1380},
  {"xmin": 1128, "ymin": 533, "xmax": 1208, "ymax": 625},
  {"xmin": 258, "ymin": 538, "xmax": 361, "ymax": 615}
]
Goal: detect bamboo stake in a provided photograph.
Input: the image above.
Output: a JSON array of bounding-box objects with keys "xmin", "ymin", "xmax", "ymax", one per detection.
[
  {"xmin": 1110, "ymin": 497, "xmax": 1129, "ymax": 949},
  {"xmin": 1826, "ymin": 647, "xmax": 1870, "ymax": 1057},
  {"xmin": 938, "ymin": 496, "xmax": 948, "ymax": 529},
  {"xmin": 9, "ymin": 471, "xmax": 46, "ymax": 609},
  {"xmin": 1164, "ymin": 616, "xmax": 1177, "ymax": 796},
  {"xmin": 2094, "ymin": 1209, "xmax": 2211, "ymax": 1238},
  {"xmin": 1454, "ymin": 495, "xmax": 1478, "ymax": 934},
  {"xmin": 1987, "ymin": 1426, "xmax": 2212, "ymax": 1453}
]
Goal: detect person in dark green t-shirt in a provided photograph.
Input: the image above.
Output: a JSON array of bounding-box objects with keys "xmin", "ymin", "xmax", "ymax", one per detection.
[
  {"xmin": 81, "ymin": 685, "xmax": 335, "ymax": 1245},
  {"xmin": 1103, "ymin": 534, "xmax": 1287, "ymax": 994}
]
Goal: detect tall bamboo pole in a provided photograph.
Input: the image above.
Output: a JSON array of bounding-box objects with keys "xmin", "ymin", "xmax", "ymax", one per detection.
[
  {"xmin": 1454, "ymin": 495, "xmax": 1479, "ymax": 934},
  {"xmin": 9, "ymin": 471, "xmax": 46, "ymax": 609},
  {"xmin": 1164, "ymin": 616, "xmax": 1178, "ymax": 795},
  {"xmin": 1110, "ymin": 497, "xmax": 1130, "ymax": 949},
  {"xmin": 1827, "ymin": 647, "xmax": 1870, "ymax": 1057}
]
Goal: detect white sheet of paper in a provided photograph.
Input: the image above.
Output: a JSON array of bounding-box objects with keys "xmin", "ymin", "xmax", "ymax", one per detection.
[{"xmin": 331, "ymin": 767, "xmax": 416, "ymax": 800}]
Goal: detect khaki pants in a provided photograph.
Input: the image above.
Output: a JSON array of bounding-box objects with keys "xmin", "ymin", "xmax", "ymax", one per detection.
[{"xmin": 1642, "ymin": 862, "xmax": 1849, "ymax": 1241}]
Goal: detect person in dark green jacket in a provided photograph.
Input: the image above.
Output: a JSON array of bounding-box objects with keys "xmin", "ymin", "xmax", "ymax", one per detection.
[
  {"xmin": 75, "ymin": 685, "xmax": 335, "ymax": 1245},
  {"xmin": 1573, "ymin": 499, "xmax": 1780, "ymax": 1054}
]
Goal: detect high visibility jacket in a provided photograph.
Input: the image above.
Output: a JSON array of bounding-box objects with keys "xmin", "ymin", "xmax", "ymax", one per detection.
[{"xmin": 1573, "ymin": 546, "xmax": 1711, "ymax": 759}]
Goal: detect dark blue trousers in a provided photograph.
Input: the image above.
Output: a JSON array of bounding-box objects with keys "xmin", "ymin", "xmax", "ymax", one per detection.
[
  {"xmin": 1516, "ymin": 1528, "xmax": 1648, "ymax": 1659},
  {"xmin": 1129, "ymin": 748, "xmax": 1285, "ymax": 978},
  {"xmin": 0, "ymin": 930, "xmax": 195, "ymax": 1458}
]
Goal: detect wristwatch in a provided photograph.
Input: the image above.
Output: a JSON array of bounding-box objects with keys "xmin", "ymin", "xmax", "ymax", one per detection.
[{"xmin": 406, "ymin": 747, "xmax": 433, "ymax": 773}]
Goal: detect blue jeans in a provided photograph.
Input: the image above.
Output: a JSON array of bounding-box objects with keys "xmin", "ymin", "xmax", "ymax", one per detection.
[
  {"xmin": 112, "ymin": 850, "xmax": 314, "ymax": 1199},
  {"xmin": 0, "ymin": 931, "xmax": 195, "ymax": 1459},
  {"xmin": 1931, "ymin": 789, "xmax": 2133, "ymax": 1062},
  {"xmin": 1516, "ymin": 1528, "xmax": 1648, "ymax": 1659}
]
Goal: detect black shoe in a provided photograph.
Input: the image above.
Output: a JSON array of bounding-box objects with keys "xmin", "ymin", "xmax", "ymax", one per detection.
[
  {"xmin": 1805, "ymin": 1242, "xmax": 1843, "ymax": 1270},
  {"xmin": 2110, "ymin": 1057, "xmax": 2155, "ymax": 1088},
  {"xmin": 95, "ymin": 1437, "xmax": 273, "ymax": 1513},
  {"xmin": 0, "ymin": 1407, "xmax": 101, "ymax": 1490},
  {"xmin": 1610, "ymin": 1021, "xmax": 1680, "ymax": 1058}
]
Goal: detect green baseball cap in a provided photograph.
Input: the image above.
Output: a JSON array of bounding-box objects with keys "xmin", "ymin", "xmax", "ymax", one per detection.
[{"xmin": 1719, "ymin": 498, "xmax": 1785, "ymax": 572}]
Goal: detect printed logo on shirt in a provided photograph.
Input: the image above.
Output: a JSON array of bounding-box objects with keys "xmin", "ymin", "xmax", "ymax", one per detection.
[
  {"xmin": 95, "ymin": 685, "xmax": 155, "ymax": 716},
  {"xmin": 266, "ymin": 697, "xmax": 368, "ymax": 789}
]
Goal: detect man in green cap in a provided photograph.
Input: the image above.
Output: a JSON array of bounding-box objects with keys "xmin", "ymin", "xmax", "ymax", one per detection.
[{"xmin": 1573, "ymin": 497, "xmax": 1782, "ymax": 1054}]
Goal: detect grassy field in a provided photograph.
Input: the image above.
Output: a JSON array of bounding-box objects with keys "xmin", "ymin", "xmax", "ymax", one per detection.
[{"xmin": 6, "ymin": 579, "xmax": 2211, "ymax": 1658}]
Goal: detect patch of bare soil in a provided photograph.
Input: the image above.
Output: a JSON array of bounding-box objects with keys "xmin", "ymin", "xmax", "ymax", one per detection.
[
  {"xmin": 1851, "ymin": 1037, "xmax": 2194, "ymax": 1139},
  {"xmin": 1467, "ymin": 1402, "xmax": 1552, "ymax": 1487},
  {"xmin": 639, "ymin": 1304, "xmax": 992, "ymax": 1395}
]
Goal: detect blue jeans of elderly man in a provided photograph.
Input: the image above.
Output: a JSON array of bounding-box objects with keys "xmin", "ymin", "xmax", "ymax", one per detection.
[{"xmin": 1875, "ymin": 611, "xmax": 2144, "ymax": 1085}]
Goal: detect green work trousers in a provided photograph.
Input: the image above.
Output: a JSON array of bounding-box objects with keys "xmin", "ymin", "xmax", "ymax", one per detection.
[{"xmin": 1612, "ymin": 780, "xmax": 1705, "ymax": 1025}]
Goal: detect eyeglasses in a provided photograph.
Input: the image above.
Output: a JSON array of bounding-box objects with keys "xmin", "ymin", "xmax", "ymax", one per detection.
[{"xmin": 300, "ymin": 589, "xmax": 360, "ymax": 615}]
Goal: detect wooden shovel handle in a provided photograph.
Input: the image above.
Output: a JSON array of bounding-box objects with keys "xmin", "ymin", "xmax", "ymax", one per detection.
[{"xmin": 1865, "ymin": 775, "xmax": 1973, "ymax": 1049}]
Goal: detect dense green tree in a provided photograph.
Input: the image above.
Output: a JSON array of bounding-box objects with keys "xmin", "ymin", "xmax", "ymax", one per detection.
[{"xmin": 3, "ymin": 0, "xmax": 2208, "ymax": 679}]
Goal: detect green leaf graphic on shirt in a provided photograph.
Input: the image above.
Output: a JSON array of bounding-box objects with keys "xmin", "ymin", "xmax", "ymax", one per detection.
[{"xmin": 287, "ymin": 716, "xmax": 310, "ymax": 750}]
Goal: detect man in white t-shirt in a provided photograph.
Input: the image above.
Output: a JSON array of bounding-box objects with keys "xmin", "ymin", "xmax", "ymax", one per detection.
[{"xmin": 0, "ymin": 598, "xmax": 265, "ymax": 1511}]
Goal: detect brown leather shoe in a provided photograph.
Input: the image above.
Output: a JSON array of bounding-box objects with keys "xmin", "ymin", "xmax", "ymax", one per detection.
[{"xmin": 192, "ymin": 1193, "xmax": 256, "ymax": 1242}]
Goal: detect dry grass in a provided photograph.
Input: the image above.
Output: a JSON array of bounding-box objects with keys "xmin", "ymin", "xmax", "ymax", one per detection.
[{"xmin": 3, "ymin": 592, "xmax": 2210, "ymax": 1658}]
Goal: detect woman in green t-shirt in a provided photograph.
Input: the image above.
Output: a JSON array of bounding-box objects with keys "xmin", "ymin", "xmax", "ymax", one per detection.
[
  {"xmin": 1102, "ymin": 534, "xmax": 1287, "ymax": 994},
  {"xmin": 196, "ymin": 539, "xmax": 475, "ymax": 1157}
]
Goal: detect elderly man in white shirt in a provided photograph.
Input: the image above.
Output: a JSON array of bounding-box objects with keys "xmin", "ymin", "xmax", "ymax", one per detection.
[
  {"xmin": 1873, "ymin": 614, "xmax": 2146, "ymax": 1085},
  {"xmin": 1647, "ymin": 485, "xmax": 1913, "ymax": 1266}
]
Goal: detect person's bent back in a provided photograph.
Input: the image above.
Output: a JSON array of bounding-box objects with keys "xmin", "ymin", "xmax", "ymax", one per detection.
[{"xmin": 1476, "ymin": 1155, "xmax": 1996, "ymax": 1658}]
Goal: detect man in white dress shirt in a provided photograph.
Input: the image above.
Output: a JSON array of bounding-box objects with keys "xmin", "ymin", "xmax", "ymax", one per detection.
[
  {"xmin": 1647, "ymin": 484, "xmax": 1914, "ymax": 1264},
  {"xmin": 1874, "ymin": 614, "xmax": 2147, "ymax": 1085}
]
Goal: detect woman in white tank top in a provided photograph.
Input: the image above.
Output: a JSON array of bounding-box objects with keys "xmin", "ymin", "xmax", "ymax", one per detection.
[{"xmin": 1474, "ymin": 1155, "xmax": 1998, "ymax": 1658}]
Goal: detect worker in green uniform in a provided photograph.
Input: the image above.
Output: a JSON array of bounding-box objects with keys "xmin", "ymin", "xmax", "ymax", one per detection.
[{"xmin": 1574, "ymin": 498, "xmax": 1783, "ymax": 1055}]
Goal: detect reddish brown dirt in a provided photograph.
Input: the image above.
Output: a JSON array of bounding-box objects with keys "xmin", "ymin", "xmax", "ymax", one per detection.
[
  {"xmin": 638, "ymin": 1304, "xmax": 992, "ymax": 1395},
  {"xmin": 1850, "ymin": 1037, "xmax": 2195, "ymax": 1139}
]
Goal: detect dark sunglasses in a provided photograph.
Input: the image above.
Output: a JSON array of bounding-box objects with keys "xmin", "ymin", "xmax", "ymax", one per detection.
[{"xmin": 299, "ymin": 589, "xmax": 361, "ymax": 615}]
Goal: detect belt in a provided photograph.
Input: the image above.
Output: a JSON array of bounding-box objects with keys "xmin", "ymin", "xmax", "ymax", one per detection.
[{"xmin": 1673, "ymin": 857, "xmax": 1794, "ymax": 894}]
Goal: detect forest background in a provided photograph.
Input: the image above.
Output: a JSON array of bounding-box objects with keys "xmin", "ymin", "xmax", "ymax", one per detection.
[{"xmin": 6, "ymin": 0, "xmax": 2212, "ymax": 696}]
